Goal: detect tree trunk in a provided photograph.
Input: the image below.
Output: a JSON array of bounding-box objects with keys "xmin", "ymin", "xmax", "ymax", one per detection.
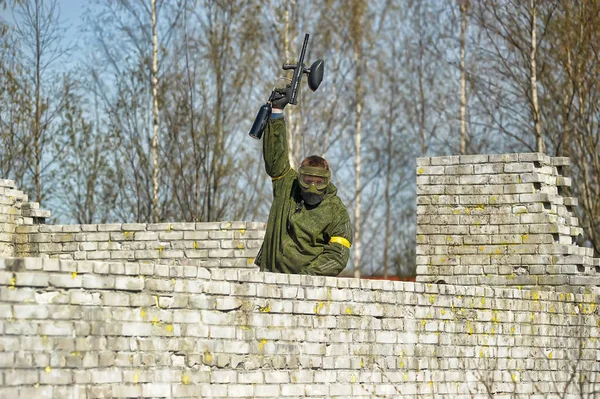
[
  {"xmin": 530, "ymin": 0, "xmax": 544, "ymax": 153},
  {"xmin": 459, "ymin": 0, "xmax": 468, "ymax": 155},
  {"xmin": 151, "ymin": 0, "xmax": 160, "ymax": 223},
  {"xmin": 353, "ymin": 46, "xmax": 363, "ymax": 279},
  {"xmin": 34, "ymin": 0, "xmax": 41, "ymax": 203}
]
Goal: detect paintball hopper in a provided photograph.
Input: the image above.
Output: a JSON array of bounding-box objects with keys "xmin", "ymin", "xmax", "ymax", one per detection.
[
  {"xmin": 307, "ymin": 59, "xmax": 324, "ymax": 91},
  {"xmin": 249, "ymin": 33, "xmax": 325, "ymax": 139}
]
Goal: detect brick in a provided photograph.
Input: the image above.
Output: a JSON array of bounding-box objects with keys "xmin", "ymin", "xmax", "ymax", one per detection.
[
  {"xmin": 133, "ymin": 232, "xmax": 158, "ymax": 240},
  {"xmin": 115, "ymin": 276, "xmax": 144, "ymax": 291},
  {"xmin": 49, "ymin": 273, "xmax": 82, "ymax": 288}
]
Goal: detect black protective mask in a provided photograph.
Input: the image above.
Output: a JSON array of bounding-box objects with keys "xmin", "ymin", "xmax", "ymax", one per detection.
[{"xmin": 302, "ymin": 190, "xmax": 324, "ymax": 206}]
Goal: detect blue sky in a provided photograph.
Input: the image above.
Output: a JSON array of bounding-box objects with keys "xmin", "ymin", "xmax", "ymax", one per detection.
[{"xmin": 1, "ymin": 0, "xmax": 83, "ymax": 35}]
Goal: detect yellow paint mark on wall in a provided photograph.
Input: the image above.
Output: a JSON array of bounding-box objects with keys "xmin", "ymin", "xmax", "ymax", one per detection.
[
  {"xmin": 193, "ymin": 242, "xmax": 198, "ymax": 249},
  {"xmin": 258, "ymin": 339, "xmax": 267, "ymax": 351},
  {"xmin": 429, "ymin": 295, "xmax": 435, "ymax": 304},
  {"xmin": 164, "ymin": 324, "xmax": 173, "ymax": 333},
  {"xmin": 9, "ymin": 274, "xmax": 16, "ymax": 290},
  {"xmin": 182, "ymin": 374, "xmax": 190, "ymax": 384},
  {"xmin": 351, "ymin": 375, "xmax": 357, "ymax": 383},
  {"xmin": 345, "ymin": 307, "xmax": 353, "ymax": 315},
  {"xmin": 152, "ymin": 317, "xmax": 159, "ymax": 325},
  {"xmin": 204, "ymin": 351, "xmax": 212, "ymax": 363},
  {"xmin": 441, "ymin": 309, "xmax": 446, "ymax": 316},
  {"xmin": 134, "ymin": 373, "xmax": 139, "ymax": 384},
  {"xmin": 45, "ymin": 366, "xmax": 51, "ymax": 373},
  {"xmin": 140, "ymin": 308, "xmax": 146, "ymax": 319},
  {"xmin": 258, "ymin": 304, "xmax": 270, "ymax": 313},
  {"xmin": 71, "ymin": 272, "xmax": 77, "ymax": 280},
  {"xmin": 417, "ymin": 168, "xmax": 424, "ymax": 175},
  {"xmin": 315, "ymin": 302, "xmax": 324, "ymax": 314},
  {"xmin": 532, "ymin": 291, "xmax": 539, "ymax": 301}
]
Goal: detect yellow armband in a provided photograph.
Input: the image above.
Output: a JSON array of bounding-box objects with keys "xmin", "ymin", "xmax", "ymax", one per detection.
[{"xmin": 330, "ymin": 236, "xmax": 351, "ymax": 249}]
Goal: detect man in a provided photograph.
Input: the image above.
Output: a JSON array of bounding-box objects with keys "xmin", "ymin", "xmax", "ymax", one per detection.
[{"xmin": 255, "ymin": 86, "xmax": 352, "ymax": 276}]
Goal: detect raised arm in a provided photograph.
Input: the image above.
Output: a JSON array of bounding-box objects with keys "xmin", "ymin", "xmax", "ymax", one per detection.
[{"xmin": 262, "ymin": 111, "xmax": 291, "ymax": 179}]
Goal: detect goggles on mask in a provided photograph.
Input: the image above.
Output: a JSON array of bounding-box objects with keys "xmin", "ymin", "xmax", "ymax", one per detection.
[{"xmin": 298, "ymin": 166, "xmax": 331, "ymax": 192}]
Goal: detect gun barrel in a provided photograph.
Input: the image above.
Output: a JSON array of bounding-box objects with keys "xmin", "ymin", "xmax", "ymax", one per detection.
[
  {"xmin": 297, "ymin": 33, "xmax": 309, "ymax": 65},
  {"xmin": 288, "ymin": 33, "xmax": 310, "ymax": 105}
]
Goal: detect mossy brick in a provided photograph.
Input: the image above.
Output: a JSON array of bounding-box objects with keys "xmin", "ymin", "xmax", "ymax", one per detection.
[{"xmin": 29, "ymin": 234, "xmax": 51, "ymax": 243}]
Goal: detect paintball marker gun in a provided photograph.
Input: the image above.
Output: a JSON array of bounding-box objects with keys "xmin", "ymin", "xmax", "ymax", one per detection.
[{"xmin": 249, "ymin": 33, "xmax": 324, "ymax": 140}]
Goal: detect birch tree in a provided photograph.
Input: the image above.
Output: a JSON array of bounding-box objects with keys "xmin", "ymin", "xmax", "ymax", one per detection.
[
  {"xmin": 459, "ymin": 0, "xmax": 469, "ymax": 155},
  {"xmin": 151, "ymin": 0, "xmax": 160, "ymax": 222},
  {"xmin": 12, "ymin": 0, "xmax": 70, "ymax": 204}
]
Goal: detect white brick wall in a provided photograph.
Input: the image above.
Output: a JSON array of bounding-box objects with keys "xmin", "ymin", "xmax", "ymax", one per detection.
[
  {"xmin": 0, "ymin": 257, "xmax": 598, "ymax": 398},
  {"xmin": 13, "ymin": 221, "xmax": 264, "ymax": 270},
  {"xmin": 416, "ymin": 152, "xmax": 600, "ymax": 291}
]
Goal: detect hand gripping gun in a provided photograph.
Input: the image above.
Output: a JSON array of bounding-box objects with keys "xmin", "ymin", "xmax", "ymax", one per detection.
[{"xmin": 249, "ymin": 33, "xmax": 324, "ymax": 139}]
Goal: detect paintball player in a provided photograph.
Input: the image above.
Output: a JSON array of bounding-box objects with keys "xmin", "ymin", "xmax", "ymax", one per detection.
[{"xmin": 254, "ymin": 86, "xmax": 352, "ymax": 276}]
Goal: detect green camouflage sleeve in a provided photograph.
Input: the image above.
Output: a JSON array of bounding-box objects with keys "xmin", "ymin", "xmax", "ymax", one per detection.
[{"xmin": 263, "ymin": 116, "xmax": 291, "ymax": 179}]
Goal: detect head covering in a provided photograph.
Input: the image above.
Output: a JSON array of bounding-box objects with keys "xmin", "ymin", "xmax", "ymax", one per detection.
[{"xmin": 298, "ymin": 165, "xmax": 331, "ymax": 206}]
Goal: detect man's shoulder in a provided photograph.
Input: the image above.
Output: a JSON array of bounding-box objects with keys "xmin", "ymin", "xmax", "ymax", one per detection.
[{"xmin": 322, "ymin": 195, "xmax": 350, "ymax": 215}]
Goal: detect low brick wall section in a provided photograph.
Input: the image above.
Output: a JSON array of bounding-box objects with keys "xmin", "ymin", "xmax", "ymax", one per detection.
[
  {"xmin": 416, "ymin": 153, "xmax": 600, "ymax": 292},
  {"xmin": 14, "ymin": 222, "xmax": 264, "ymax": 269},
  {"xmin": 0, "ymin": 179, "xmax": 50, "ymax": 258},
  {"xmin": 0, "ymin": 257, "xmax": 598, "ymax": 398}
]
